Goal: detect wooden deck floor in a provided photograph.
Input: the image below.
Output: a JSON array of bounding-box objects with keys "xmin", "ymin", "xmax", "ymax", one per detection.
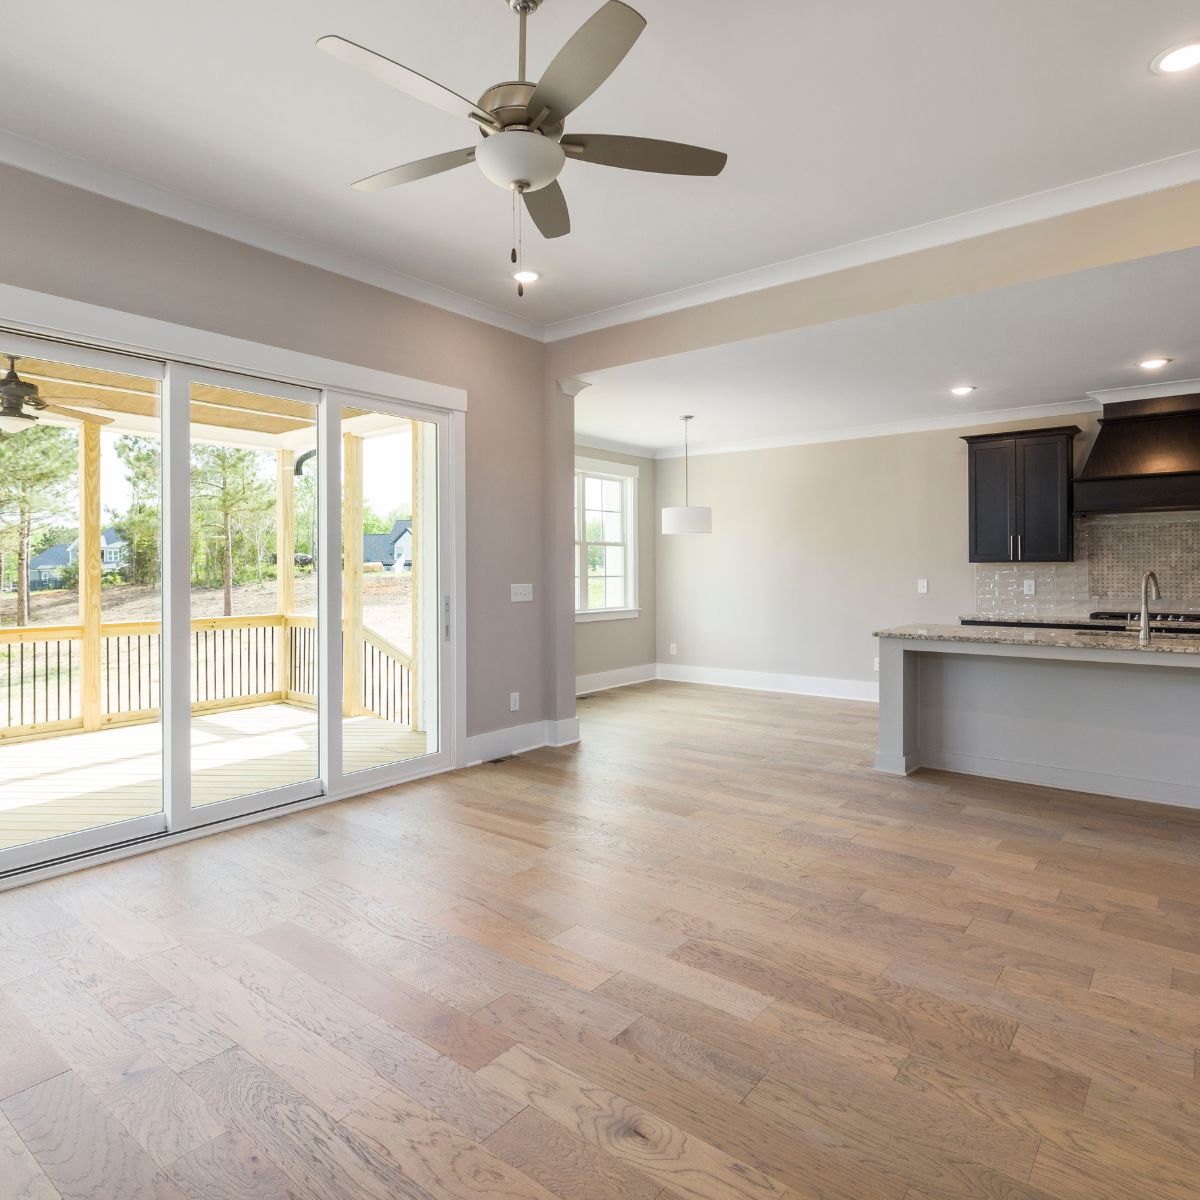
[
  {"xmin": 3, "ymin": 680, "xmax": 1200, "ymax": 1198},
  {"xmin": 0, "ymin": 704, "xmax": 430, "ymax": 850}
]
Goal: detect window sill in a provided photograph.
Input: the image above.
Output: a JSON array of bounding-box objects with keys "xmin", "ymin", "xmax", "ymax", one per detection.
[{"xmin": 575, "ymin": 608, "xmax": 641, "ymax": 624}]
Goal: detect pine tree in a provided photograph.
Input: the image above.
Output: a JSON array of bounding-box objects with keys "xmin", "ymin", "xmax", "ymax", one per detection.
[{"xmin": 0, "ymin": 425, "xmax": 78, "ymax": 625}]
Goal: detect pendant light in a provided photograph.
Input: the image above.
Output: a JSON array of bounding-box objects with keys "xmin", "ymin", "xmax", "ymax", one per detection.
[{"xmin": 661, "ymin": 415, "xmax": 711, "ymax": 534}]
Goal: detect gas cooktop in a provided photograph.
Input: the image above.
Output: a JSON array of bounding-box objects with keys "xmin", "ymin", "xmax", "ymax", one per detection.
[{"xmin": 1090, "ymin": 611, "xmax": 1200, "ymax": 624}]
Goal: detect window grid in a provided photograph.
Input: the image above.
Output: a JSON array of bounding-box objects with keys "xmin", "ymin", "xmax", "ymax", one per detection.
[{"xmin": 574, "ymin": 469, "xmax": 631, "ymax": 612}]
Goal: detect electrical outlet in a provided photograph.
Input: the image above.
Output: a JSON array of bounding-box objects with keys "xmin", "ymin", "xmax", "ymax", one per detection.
[
  {"xmin": 669, "ymin": 643, "xmax": 678, "ymax": 655},
  {"xmin": 510, "ymin": 692, "xmax": 520, "ymax": 712},
  {"xmin": 510, "ymin": 583, "xmax": 533, "ymax": 603},
  {"xmin": 873, "ymin": 657, "xmax": 880, "ymax": 672},
  {"xmin": 1024, "ymin": 579, "xmax": 1036, "ymax": 596},
  {"xmin": 917, "ymin": 579, "xmax": 929, "ymax": 594}
]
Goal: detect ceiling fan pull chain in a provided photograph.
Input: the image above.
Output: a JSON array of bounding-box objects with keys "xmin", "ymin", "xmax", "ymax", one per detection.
[
  {"xmin": 516, "ymin": 184, "xmax": 526, "ymax": 297},
  {"xmin": 510, "ymin": 187, "xmax": 518, "ymax": 265}
]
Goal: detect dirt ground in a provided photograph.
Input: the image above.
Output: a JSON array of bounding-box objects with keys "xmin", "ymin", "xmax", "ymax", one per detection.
[{"xmin": 2, "ymin": 571, "xmax": 412, "ymax": 651}]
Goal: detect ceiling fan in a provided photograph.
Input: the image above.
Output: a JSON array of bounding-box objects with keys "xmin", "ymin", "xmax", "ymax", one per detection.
[
  {"xmin": 318, "ymin": 0, "xmax": 727, "ymax": 252},
  {"xmin": 0, "ymin": 357, "xmax": 114, "ymax": 434}
]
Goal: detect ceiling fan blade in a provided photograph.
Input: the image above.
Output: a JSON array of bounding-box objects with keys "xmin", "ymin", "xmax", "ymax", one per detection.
[
  {"xmin": 317, "ymin": 35, "xmax": 498, "ymax": 128},
  {"xmin": 527, "ymin": 1, "xmax": 646, "ymax": 124},
  {"xmin": 562, "ymin": 134, "xmax": 727, "ymax": 176},
  {"xmin": 354, "ymin": 147, "xmax": 476, "ymax": 192},
  {"xmin": 41, "ymin": 404, "xmax": 114, "ymax": 425},
  {"xmin": 524, "ymin": 182, "xmax": 570, "ymax": 239}
]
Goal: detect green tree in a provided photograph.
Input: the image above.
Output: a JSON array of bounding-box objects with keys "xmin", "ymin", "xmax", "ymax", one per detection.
[
  {"xmin": 33, "ymin": 524, "xmax": 77, "ymax": 555},
  {"xmin": 113, "ymin": 435, "xmax": 161, "ymax": 586},
  {"xmin": 0, "ymin": 425, "xmax": 78, "ymax": 625},
  {"xmin": 190, "ymin": 445, "xmax": 274, "ymax": 615}
]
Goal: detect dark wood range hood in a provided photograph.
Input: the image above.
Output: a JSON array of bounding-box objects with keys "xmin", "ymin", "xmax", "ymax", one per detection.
[{"xmin": 1073, "ymin": 393, "xmax": 1200, "ymax": 515}]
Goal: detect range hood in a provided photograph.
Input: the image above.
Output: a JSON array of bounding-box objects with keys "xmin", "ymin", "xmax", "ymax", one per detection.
[{"xmin": 1074, "ymin": 392, "xmax": 1200, "ymax": 515}]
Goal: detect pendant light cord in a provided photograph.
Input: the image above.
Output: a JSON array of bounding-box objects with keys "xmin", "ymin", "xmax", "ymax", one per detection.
[{"xmin": 682, "ymin": 415, "xmax": 691, "ymax": 505}]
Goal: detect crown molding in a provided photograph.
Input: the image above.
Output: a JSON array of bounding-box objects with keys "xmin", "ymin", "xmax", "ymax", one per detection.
[
  {"xmin": 0, "ymin": 129, "xmax": 545, "ymax": 342},
  {"xmin": 543, "ymin": 148, "xmax": 1200, "ymax": 342},
  {"xmin": 651, "ymin": 398, "xmax": 1101, "ymax": 460},
  {"xmin": 574, "ymin": 432, "xmax": 657, "ymax": 458},
  {"xmin": 7, "ymin": 126, "xmax": 1200, "ymax": 348},
  {"xmin": 1088, "ymin": 376, "xmax": 1200, "ymax": 404}
]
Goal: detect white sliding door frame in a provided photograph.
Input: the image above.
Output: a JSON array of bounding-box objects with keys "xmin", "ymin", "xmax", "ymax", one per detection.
[
  {"xmin": 320, "ymin": 391, "xmax": 455, "ymax": 797},
  {"xmin": 0, "ymin": 286, "xmax": 467, "ymax": 888},
  {"xmin": 165, "ymin": 363, "xmax": 325, "ymax": 831}
]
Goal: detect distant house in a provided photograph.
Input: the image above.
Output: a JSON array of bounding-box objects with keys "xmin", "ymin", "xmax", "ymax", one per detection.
[
  {"xmin": 28, "ymin": 526, "xmax": 129, "ymax": 589},
  {"xmin": 362, "ymin": 519, "xmax": 412, "ymax": 573}
]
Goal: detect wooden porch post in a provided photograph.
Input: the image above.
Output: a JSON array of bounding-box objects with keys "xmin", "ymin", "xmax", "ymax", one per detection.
[
  {"xmin": 342, "ymin": 433, "xmax": 364, "ymax": 718},
  {"xmin": 409, "ymin": 421, "xmax": 421, "ymax": 732},
  {"xmin": 79, "ymin": 424, "xmax": 102, "ymax": 731},
  {"xmin": 275, "ymin": 450, "xmax": 295, "ymax": 699}
]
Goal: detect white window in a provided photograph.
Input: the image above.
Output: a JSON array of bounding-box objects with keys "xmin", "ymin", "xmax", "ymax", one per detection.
[{"xmin": 574, "ymin": 456, "xmax": 638, "ymax": 621}]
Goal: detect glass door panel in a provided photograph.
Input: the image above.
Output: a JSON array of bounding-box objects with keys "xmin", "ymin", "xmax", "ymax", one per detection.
[
  {"xmin": 187, "ymin": 379, "xmax": 320, "ymax": 812},
  {"xmin": 339, "ymin": 404, "xmax": 439, "ymax": 775},
  {"xmin": 0, "ymin": 334, "xmax": 166, "ymax": 869}
]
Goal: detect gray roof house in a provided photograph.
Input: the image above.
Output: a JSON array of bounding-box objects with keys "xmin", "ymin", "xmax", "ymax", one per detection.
[
  {"xmin": 28, "ymin": 527, "xmax": 128, "ymax": 587},
  {"xmin": 362, "ymin": 519, "xmax": 412, "ymax": 572}
]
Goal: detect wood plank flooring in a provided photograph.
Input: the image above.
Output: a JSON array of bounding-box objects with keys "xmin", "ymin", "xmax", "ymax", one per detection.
[
  {"xmin": 3, "ymin": 679, "xmax": 1200, "ymax": 1199},
  {"xmin": 0, "ymin": 705, "xmax": 430, "ymax": 848}
]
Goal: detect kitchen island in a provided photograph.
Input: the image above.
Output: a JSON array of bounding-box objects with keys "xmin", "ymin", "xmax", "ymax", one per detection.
[{"xmin": 874, "ymin": 623, "xmax": 1200, "ymax": 809}]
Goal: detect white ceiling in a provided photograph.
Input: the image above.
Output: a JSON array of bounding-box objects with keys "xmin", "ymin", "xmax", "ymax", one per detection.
[
  {"xmin": 575, "ymin": 247, "xmax": 1200, "ymax": 453},
  {"xmin": 2, "ymin": 1, "xmax": 1200, "ymax": 334}
]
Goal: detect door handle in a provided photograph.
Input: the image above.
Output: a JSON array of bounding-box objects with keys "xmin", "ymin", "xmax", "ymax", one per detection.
[
  {"xmin": 1017, "ymin": 534, "xmax": 1023, "ymax": 561},
  {"xmin": 1009, "ymin": 534, "xmax": 1014, "ymax": 561}
]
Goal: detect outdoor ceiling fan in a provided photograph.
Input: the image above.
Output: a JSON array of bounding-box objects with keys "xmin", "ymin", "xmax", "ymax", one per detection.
[
  {"xmin": 318, "ymin": 0, "xmax": 727, "ymax": 287},
  {"xmin": 0, "ymin": 357, "xmax": 114, "ymax": 434}
]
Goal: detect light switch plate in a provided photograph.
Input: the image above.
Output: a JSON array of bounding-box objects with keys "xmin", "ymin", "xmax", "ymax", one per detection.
[
  {"xmin": 917, "ymin": 579, "xmax": 929, "ymax": 594},
  {"xmin": 510, "ymin": 692, "xmax": 520, "ymax": 712},
  {"xmin": 510, "ymin": 583, "xmax": 533, "ymax": 603}
]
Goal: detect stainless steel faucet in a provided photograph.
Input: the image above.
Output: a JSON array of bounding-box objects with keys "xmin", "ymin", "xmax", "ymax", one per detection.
[{"xmin": 1139, "ymin": 570, "xmax": 1161, "ymax": 646}]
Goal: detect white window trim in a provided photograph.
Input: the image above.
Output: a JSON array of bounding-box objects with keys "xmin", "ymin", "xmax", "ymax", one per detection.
[{"xmin": 574, "ymin": 456, "xmax": 638, "ymax": 620}]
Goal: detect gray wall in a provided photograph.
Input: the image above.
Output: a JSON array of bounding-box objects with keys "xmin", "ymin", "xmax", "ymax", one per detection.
[
  {"xmin": 574, "ymin": 445, "xmax": 657, "ymax": 681},
  {"xmin": 0, "ymin": 163, "xmax": 550, "ymax": 738},
  {"xmin": 655, "ymin": 413, "xmax": 1100, "ymax": 688}
]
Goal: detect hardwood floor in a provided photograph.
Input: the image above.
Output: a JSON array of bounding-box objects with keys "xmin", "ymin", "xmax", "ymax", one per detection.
[{"xmin": 3, "ymin": 678, "xmax": 1200, "ymax": 1199}]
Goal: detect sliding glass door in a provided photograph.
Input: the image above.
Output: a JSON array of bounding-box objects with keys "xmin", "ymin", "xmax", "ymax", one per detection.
[
  {"xmin": 179, "ymin": 370, "xmax": 322, "ymax": 822},
  {"xmin": 0, "ymin": 333, "xmax": 167, "ymax": 870},
  {"xmin": 337, "ymin": 400, "xmax": 443, "ymax": 780},
  {"xmin": 0, "ymin": 336, "xmax": 453, "ymax": 878}
]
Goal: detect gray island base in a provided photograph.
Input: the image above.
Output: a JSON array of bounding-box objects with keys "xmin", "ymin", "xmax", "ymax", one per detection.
[{"xmin": 874, "ymin": 624, "xmax": 1200, "ymax": 810}]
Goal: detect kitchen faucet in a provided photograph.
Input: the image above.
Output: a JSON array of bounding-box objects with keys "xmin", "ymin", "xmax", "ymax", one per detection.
[{"xmin": 1139, "ymin": 570, "xmax": 1161, "ymax": 646}]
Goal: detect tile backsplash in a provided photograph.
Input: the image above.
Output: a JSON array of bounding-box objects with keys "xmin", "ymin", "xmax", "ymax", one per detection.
[{"xmin": 974, "ymin": 512, "xmax": 1200, "ymax": 616}]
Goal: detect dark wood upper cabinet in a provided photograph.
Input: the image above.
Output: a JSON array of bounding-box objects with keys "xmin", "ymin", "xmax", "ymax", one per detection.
[{"xmin": 962, "ymin": 427, "xmax": 1079, "ymax": 563}]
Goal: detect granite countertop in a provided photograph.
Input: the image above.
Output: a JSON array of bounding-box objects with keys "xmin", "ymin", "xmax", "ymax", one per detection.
[
  {"xmin": 960, "ymin": 612, "xmax": 1200, "ymax": 630},
  {"xmin": 875, "ymin": 623, "xmax": 1200, "ymax": 654}
]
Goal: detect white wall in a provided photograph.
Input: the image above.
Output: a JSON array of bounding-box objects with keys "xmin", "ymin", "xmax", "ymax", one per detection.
[{"xmin": 654, "ymin": 414, "xmax": 1100, "ymax": 696}]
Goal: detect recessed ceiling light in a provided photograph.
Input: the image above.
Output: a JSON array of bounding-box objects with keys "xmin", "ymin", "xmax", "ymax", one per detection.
[
  {"xmin": 1139, "ymin": 357, "xmax": 1172, "ymax": 370},
  {"xmin": 950, "ymin": 385, "xmax": 976, "ymax": 397},
  {"xmin": 513, "ymin": 269, "xmax": 540, "ymax": 284},
  {"xmin": 1151, "ymin": 42, "xmax": 1200, "ymax": 74}
]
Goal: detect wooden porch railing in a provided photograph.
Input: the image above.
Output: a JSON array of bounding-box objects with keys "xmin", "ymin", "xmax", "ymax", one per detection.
[{"xmin": 0, "ymin": 613, "xmax": 415, "ymax": 743}]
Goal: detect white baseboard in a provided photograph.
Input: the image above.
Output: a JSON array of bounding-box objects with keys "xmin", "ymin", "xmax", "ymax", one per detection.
[
  {"xmin": 461, "ymin": 717, "xmax": 581, "ymax": 766},
  {"xmin": 576, "ymin": 663, "xmax": 659, "ymax": 695},
  {"xmin": 656, "ymin": 662, "xmax": 879, "ymax": 703},
  {"xmin": 917, "ymin": 750, "xmax": 1200, "ymax": 811},
  {"xmin": 874, "ymin": 751, "xmax": 920, "ymax": 776}
]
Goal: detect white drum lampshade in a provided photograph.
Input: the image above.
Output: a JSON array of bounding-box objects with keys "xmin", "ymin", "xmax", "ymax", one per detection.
[
  {"xmin": 661, "ymin": 414, "xmax": 711, "ymax": 535},
  {"xmin": 661, "ymin": 504, "xmax": 712, "ymax": 535}
]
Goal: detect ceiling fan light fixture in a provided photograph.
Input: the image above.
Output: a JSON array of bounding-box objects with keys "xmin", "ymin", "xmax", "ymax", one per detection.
[
  {"xmin": 0, "ymin": 409, "xmax": 38, "ymax": 434},
  {"xmin": 475, "ymin": 130, "xmax": 565, "ymax": 192},
  {"xmin": 513, "ymin": 269, "xmax": 540, "ymax": 284},
  {"xmin": 950, "ymin": 385, "xmax": 976, "ymax": 397},
  {"xmin": 1139, "ymin": 357, "xmax": 1172, "ymax": 370}
]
